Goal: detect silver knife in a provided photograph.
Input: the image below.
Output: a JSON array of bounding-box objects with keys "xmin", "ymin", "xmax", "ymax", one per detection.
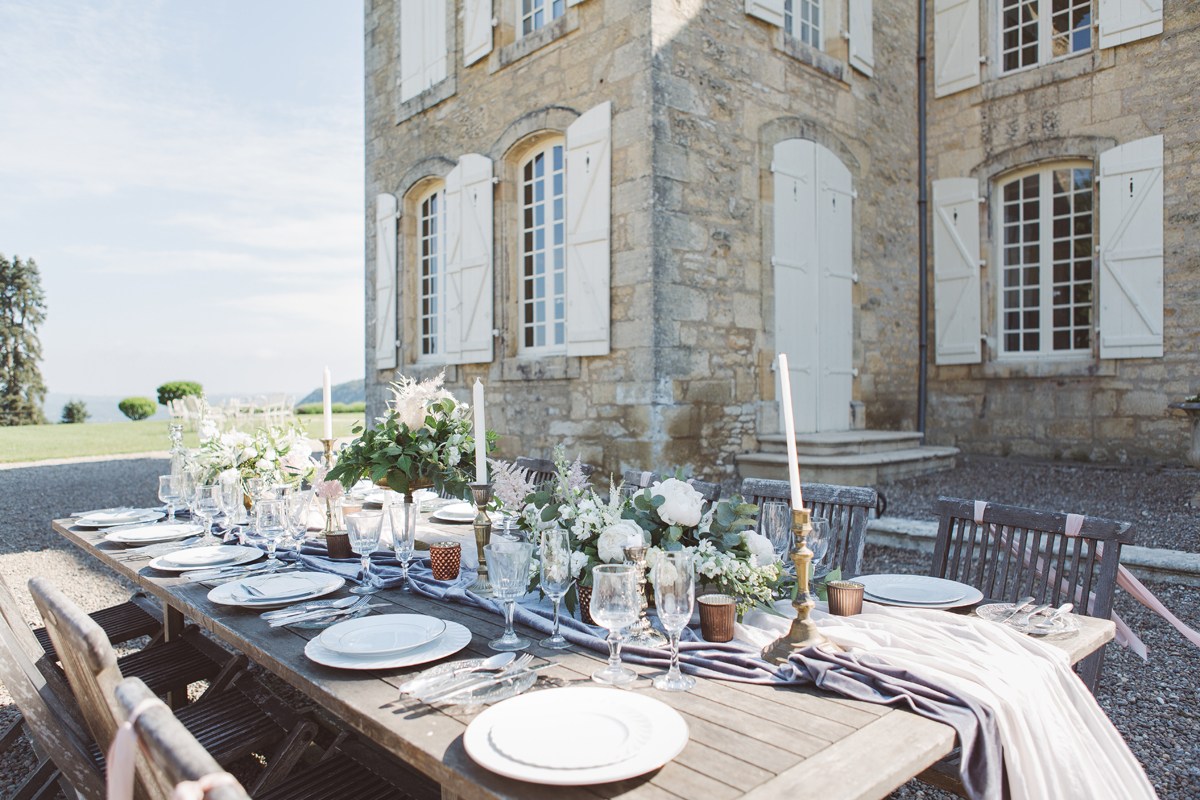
[
  {"xmin": 421, "ymin": 664, "xmax": 553, "ymax": 704},
  {"xmin": 268, "ymin": 603, "xmax": 385, "ymax": 627}
]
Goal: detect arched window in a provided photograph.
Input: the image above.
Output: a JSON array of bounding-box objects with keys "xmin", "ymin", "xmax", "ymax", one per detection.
[
  {"xmin": 417, "ymin": 184, "xmax": 445, "ymax": 357},
  {"xmin": 519, "ymin": 139, "xmax": 567, "ymax": 353}
]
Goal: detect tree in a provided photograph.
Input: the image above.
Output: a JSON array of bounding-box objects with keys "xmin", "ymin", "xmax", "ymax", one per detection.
[
  {"xmin": 157, "ymin": 381, "xmax": 203, "ymax": 407},
  {"xmin": 0, "ymin": 254, "xmax": 48, "ymax": 426},
  {"xmin": 61, "ymin": 400, "xmax": 89, "ymax": 424},
  {"xmin": 119, "ymin": 397, "xmax": 156, "ymax": 421}
]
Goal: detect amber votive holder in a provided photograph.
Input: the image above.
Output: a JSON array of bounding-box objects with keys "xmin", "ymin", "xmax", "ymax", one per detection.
[
  {"xmin": 325, "ymin": 532, "xmax": 354, "ymax": 560},
  {"xmin": 429, "ymin": 541, "xmax": 461, "ymax": 581},
  {"xmin": 698, "ymin": 594, "xmax": 736, "ymax": 642},
  {"xmin": 826, "ymin": 581, "xmax": 865, "ymax": 616}
]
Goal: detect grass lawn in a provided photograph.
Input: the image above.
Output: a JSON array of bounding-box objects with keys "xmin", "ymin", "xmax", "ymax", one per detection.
[{"xmin": 0, "ymin": 413, "xmax": 364, "ymax": 464}]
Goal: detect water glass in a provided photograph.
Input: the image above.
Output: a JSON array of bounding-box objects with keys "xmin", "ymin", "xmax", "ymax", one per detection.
[
  {"xmin": 157, "ymin": 475, "xmax": 182, "ymax": 521},
  {"xmin": 652, "ymin": 550, "xmax": 696, "ymax": 692},
  {"xmin": 760, "ymin": 501, "xmax": 793, "ymax": 566},
  {"xmin": 589, "ymin": 564, "xmax": 640, "ymax": 686},
  {"xmin": 538, "ymin": 529, "xmax": 573, "ymax": 649},
  {"xmin": 808, "ymin": 518, "xmax": 832, "ymax": 584},
  {"xmin": 346, "ymin": 511, "xmax": 384, "ymax": 595},
  {"xmin": 252, "ymin": 498, "xmax": 289, "ymax": 570},
  {"xmin": 388, "ymin": 502, "xmax": 417, "ymax": 592},
  {"xmin": 191, "ymin": 483, "xmax": 221, "ymax": 536},
  {"xmin": 484, "ymin": 541, "xmax": 534, "ymax": 651},
  {"xmin": 217, "ymin": 475, "xmax": 243, "ymax": 534}
]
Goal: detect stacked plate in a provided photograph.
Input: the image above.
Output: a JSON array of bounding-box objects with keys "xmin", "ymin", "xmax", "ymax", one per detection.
[
  {"xmin": 103, "ymin": 522, "xmax": 205, "ymax": 546},
  {"xmin": 208, "ymin": 572, "xmax": 344, "ymax": 609},
  {"xmin": 75, "ymin": 508, "xmax": 164, "ymax": 528},
  {"xmin": 854, "ymin": 574, "xmax": 983, "ymax": 610},
  {"xmin": 464, "ymin": 688, "xmax": 689, "ymax": 785},
  {"xmin": 431, "ymin": 502, "xmax": 476, "ymax": 524},
  {"xmin": 975, "ymin": 603, "xmax": 1081, "ymax": 637},
  {"xmin": 304, "ymin": 614, "xmax": 470, "ymax": 670},
  {"xmin": 148, "ymin": 545, "xmax": 262, "ymax": 573}
]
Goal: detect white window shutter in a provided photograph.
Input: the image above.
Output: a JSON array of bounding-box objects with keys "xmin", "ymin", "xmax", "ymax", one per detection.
[
  {"xmin": 932, "ymin": 178, "xmax": 982, "ymax": 365},
  {"xmin": 565, "ymin": 102, "xmax": 612, "ymax": 358},
  {"xmin": 399, "ymin": 0, "xmax": 424, "ymax": 103},
  {"xmin": 848, "ymin": 0, "xmax": 875, "ymax": 77},
  {"xmin": 442, "ymin": 163, "xmax": 464, "ymax": 365},
  {"xmin": 463, "ymin": 0, "xmax": 492, "ymax": 67},
  {"xmin": 1099, "ymin": 135, "xmax": 1164, "ymax": 360},
  {"xmin": 422, "ymin": 0, "xmax": 447, "ymax": 91},
  {"xmin": 933, "ymin": 0, "xmax": 980, "ymax": 97},
  {"xmin": 374, "ymin": 193, "xmax": 399, "ymax": 371},
  {"xmin": 1099, "ymin": 0, "xmax": 1163, "ymax": 49},
  {"xmin": 451, "ymin": 154, "xmax": 494, "ymax": 364},
  {"xmin": 745, "ymin": 0, "xmax": 785, "ymax": 28}
]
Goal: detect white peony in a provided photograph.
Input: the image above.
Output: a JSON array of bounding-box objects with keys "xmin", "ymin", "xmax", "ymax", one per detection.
[
  {"xmin": 650, "ymin": 478, "xmax": 705, "ymax": 527},
  {"xmin": 597, "ymin": 519, "xmax": 644, "ymax": 563},
  {"xmin": 742, "ymin": 531, "xmax": 776, "ymax": 567},
  {"xmin": 570, "ymin": 551, "xmax": 589, "ymax": 579}
]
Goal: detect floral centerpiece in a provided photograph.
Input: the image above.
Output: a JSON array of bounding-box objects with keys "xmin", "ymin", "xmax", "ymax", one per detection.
[
  {"xmin": 326, "ymin": 372, "xmax": 483, "ymax": 500},
  {"xmin": 193, "ymin": 422, "xmax": 316, "ymax": 491}
]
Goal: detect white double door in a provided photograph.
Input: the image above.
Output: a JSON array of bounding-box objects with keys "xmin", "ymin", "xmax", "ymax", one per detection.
[{"xmin": 773, "ymin": 139, "xmax": 854, "ymax": 434}]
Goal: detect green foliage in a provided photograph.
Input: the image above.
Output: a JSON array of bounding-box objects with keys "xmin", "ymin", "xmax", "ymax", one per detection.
[
  {"xmin": 156, "ymin": 381, "xmax": 203, "ymax": 406},
  {"xmin": 118, "ymin": 397, "xmax": 156, "ymax": 421},
  {"xmin": 0, "ymin": 254, "xmax": 48, "ymax": 426},
  {"xmin": 295, "ymin": 401, "xmax": 365, "ymax": 415},
  {"xmin": 60, "ymin": 400, "xmax": 89, "ymax": 424}
]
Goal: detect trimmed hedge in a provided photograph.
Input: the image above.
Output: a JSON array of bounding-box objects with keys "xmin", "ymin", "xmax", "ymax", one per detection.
[
  {"xmin": 119, "ymin": 397, "xmax": 157, "ymax": 421},
  {"xmin": 156, "ymin": 381, "xmax": 203, "ymax": 406},
  {"xmin": 295, "ymin": 402, "xmax": 366, "ymax": 415}
]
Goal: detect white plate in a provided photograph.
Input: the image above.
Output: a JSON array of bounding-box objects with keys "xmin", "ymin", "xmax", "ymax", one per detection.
[
  {"xmin": 77, "ymin": 510, "xmax": 165, "ymax": 528},
  {"xmin": 104, "ymin": 522, "xmax": 205, "ymax": 545},
  {"xmin": 431, "ymin": 502, "xmax": 476, "ymax": 523},
  {"xmin": 318, "ymin": 614, "xmax": 447, "ymax": 657},
  {"xmin": 975, "ymin": 603, "xmax": 1082, "ymax": 637},
  {"xmin": 208, "ymin": 571, "xmax": 344, "ymax": 608},
  {"xmin": 489, "ymin": 695, "xmax": 652, "ymax": 770},
  {"xmin": 305, "ymin": 620, "xmax": 471, "ymax": 669},
  {"xmin": 856, "ymin": 574, "xmax": 983, "ymax": 610},
  {"xmin": 464, "ymin": 688, "xmax": 689, "ymax": 785},
  {"xmin": 148, "ymin": 545, "xmax": 263, "ymax": 572}
]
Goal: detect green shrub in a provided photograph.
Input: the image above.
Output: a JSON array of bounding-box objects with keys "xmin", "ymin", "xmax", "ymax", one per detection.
[
  {"xmin": 295, "ymin": 402, "xmax": 366, "ymax": 415},
  {"xmin": 156, "ymin": 381, "xmax": 203, "ymax": 406},
  {"xmin": 118, "ymin": 397, "xmax": 157, "ymax": 421},
  {"xmin": 60, "ymin": 400, "xmax": 89, "ymax": 424}
]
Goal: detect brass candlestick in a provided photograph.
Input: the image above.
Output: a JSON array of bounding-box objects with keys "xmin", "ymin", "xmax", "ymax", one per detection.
[
  {"xmin": 623, "ymin": 544, "xmax": 668, "ymax": 648},
  {"xmin": 319, "ymin": 439, "xmax": 340, "ymax": 535},
  {"xmin": 764, "ymin": 506, "xmax": 826, "ymax": 664},
  {"xmin": 469, "ymin": 483, "xmax": 493, "ymax": 595},
  {"xmin": 319, "ymin": 438, "xmax": 336, "ymax": 471}
]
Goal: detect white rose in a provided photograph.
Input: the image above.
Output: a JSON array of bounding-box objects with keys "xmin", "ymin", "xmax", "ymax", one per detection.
[
  {"xmin": 742, "ymin": 531, "xmax": 777, "ymax": 567},
  {"xmin": 597, "ymin": 519, "xmax": 643, "ymax": 563},
  {"xmin": 650, "ymin": 478, "xmax": 705, "ymax": 527}
]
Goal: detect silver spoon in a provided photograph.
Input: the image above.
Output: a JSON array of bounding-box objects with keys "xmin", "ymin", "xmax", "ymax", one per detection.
[
  {"xmin": 1034, "ymin": 602, "xmax": 1074, "ymax": 629},
  {"xmin": 1000, "ymin": 596, "xmax": 1035, "ymax": 623},
  {"xmin": 261, "ymin": 594, "xmax": 360, "ymax": 620},
  {"xmin": 400, "ymin": 652, "xmax": 516, "ymax": 696}
]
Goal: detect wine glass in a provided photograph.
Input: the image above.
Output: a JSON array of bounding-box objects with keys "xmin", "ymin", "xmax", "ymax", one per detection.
[
  {"xmin": 191, "ymin": 483, "xmax": 221, "ymax": 536},
  {"xmin": 284, "ymin": 490, "xmax": 313, "ymax": 552},
  {"xmin": 808, "ymin": 518, "xmax": 832, "ymax": 584},
  {"xmin": 252, "ymin": 498, "xmax": 289, "ymax": 571},
  {"xmin": 538, "ymin": 529, "xmax": 573, "ymax": 649},
  {"xmin": 217, "ymin": 476, "xmax": 243, "ymax": 540},
  {"xmin": 484, "ymin": 540, "xmax": 534, "ymax": 651},
  {"xmin": 244, "ymin": 477, "xmax": 266, "ymax": 521},
  {"xmin": 388, "ymin": 501, "xmax": 417, "ymax": 592},
  {"xmin": 345, "ymin": 511, "xmax": 384, "ymax": 595},
  {"xmin": 760, "ymin": 501, "xmax": 793, "ymax": 567},
  {"xmin": 174, "ymin": 470, "xmax": 195, "ymax": 516},
  {"xmin": 589, "ymin": 563, "xmax": 640, "ymax": 686},
  {"xmin": 158, "ymin": 475, "xmax": 182, "ymax": 521},
  {"xmin": 652, "ymin": 550, "xmax": 696, "ymax": 692}
]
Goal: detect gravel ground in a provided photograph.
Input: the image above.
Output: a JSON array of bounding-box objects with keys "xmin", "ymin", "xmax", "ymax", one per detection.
[{"xmin": 1, "ymin": 456, "xmax": 1198, "ymax": 798}]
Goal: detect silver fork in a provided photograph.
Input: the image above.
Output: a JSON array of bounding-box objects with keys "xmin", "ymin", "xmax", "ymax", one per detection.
[{"xmin": 420, "ymin": 654, "xmax": 536, "ymax": 703}]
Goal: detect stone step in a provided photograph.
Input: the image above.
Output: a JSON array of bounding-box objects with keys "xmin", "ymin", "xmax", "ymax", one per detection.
[
  {"xmin": 758, "ymin": 430, "xmax": 926, "ymax": 457},
  {"xmin": 735, "ymin": 445, "xmax": 959, "ymax": 487}
]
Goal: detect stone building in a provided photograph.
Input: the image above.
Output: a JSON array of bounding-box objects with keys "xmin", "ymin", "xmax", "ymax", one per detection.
[{"xmin": 363, "ymin": 0, "xmax": 1187, "ymax": 482}]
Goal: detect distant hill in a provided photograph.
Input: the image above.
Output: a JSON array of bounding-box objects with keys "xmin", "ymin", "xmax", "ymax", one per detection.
[{"xmin": 297, "ymin": 378, "xmax": 364, "ymax": 406}]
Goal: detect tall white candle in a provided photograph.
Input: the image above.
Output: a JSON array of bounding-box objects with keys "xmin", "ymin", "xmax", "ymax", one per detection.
[
  {"xmin": 322, "ymin": 367, "xmax": 333, "ymax": 440},
  {"xmin": 473, "ymin": 378, "xmax": 487, "ymax": 484},
  {"xmin": 776, "ymin": 354, "xmax": 803, "ymax": 508}
]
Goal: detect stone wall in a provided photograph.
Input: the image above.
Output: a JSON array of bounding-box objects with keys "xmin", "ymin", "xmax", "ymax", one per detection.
[{"xmin": 926, "ymin": 8, "xmax": 1199, "ymax": 464}]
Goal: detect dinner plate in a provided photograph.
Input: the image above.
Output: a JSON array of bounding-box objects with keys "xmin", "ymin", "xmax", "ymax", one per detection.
[
  {"xmin": 148, "ymin": 545, "xmax": 263, "ymax": 573},
  {"xmin": 975, "ymin": 603, "xmax": 1081, "ymax": 637},
  {"xmin": 856, "ymin": 574, "xmax": 983, "ymax": 609},
  {"xmin": 76, "ymin": 509, "xmax": 165, "ymax": 528},
  {"xmin": 104, "ymin": 522, "xmax": 205, "ymax": 545},
  {"xmin": 318, "ymin": 614, "xmax": 447, "ymax": 657},
  {"xmin": 207, "ymin": 571, "xmax": 344, "ymax": 608},
  {"xmin": 304, "ymin": 620, "xmax": 471, "ymax": 669},
  {"xmin": 431, "ymin": 502, "xmax": 476, "ymax": 523},
  {"xmin": 465, "ymin": 688, "xmax": 689, "ymax": 785}
]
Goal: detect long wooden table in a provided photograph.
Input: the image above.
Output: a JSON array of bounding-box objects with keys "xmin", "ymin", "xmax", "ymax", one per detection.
[{"xmin": 54, "ymin": 518, "xmax": 1114, "ymax": 800}]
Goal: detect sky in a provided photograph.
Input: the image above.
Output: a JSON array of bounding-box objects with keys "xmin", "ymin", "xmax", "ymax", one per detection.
[{"xmin": 0, "ymin": 0, "xmax": 365, "ymax": 400}]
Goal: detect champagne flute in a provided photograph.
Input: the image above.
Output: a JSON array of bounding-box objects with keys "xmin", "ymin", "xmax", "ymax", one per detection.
[
  {"xmin": 538, "ymin": 529, "xmax": 573, "ymax": 649},
  {"xmin": 589, "ymin": 564, "xmax": 640, "ymax": 686},
  {"xmin": 388, "ymin": 501, "xmax": 417, "ymax": 592},
  {"xmin": 484, "ymin": 540, "xmax": 534, "ymax": 651},
  {"xmin": 652, "ymin": 550, "xmax": 696, "ymax": 692},
  {"xmin": 157, "ymin": 475, "xmax": 181, "ymax": 521},
  {"xmin": 346, "ymin": 511, "xmax": 384, "ymax": 595}
]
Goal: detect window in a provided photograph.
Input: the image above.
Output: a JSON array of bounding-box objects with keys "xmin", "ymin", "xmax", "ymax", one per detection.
[
  {"xmin": 520, "ymin": 141, "xmax": 567, "ymax": 352},
  {"xmin": 521, "ymin": 0, "xmax": 565, "ymax": 36},
  {"xmin": 1000, "ymin": 0, "xmax": 1092, "ymax": 73},
  {"xmin": 998, "ymin": 164, "xmax": 1094, "ymax": 356},
  {"xmin": 784, "ymin": 0, "xmax": 822, "ymax": 49},
  {"xmin": 417, "ymin": 187, "xmax": 445, "ymax": 357}
]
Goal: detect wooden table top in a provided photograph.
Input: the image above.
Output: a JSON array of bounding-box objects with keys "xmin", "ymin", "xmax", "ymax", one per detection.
[{"xmin": 53, "ymin": 518, "xmax": 1113, "ymax": 800}]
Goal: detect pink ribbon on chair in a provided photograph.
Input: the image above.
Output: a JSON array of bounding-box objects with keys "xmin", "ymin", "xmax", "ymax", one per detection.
[
  {"xmin": 107, "ymin": 697, "xmax": 167, "ymax": 800},
  {"xmin": 171, "ymin": 771, "xmax": 241, "ymax": 800}
]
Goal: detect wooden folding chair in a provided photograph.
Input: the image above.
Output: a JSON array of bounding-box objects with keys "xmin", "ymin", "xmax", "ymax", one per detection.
[
  {"xmin": 930, "ymin": 496, "xmax": 1133, "ymax": 691},
  {"xmin": 29, "ymin": 578, "xmax": 317, "ymax": 795},
  {"xmin": 738, "ymin": 478, "xmax": 878, "ymax": 577},
  {"xmin": 514, "ymin": 456, "xmax": 597, "ymax": 490},
  {"xmin": 115, "ymin": 677, "xmax": 441, "ymax": 800},
  {"xmin": 621, "ymin": 469, "xmax": 722, "ymax": 503}
]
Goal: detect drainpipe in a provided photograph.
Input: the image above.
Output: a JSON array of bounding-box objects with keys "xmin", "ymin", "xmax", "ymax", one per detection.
[{"xmin": 916, "ymin": 0, "xmax": 929, "ymax": 434}]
